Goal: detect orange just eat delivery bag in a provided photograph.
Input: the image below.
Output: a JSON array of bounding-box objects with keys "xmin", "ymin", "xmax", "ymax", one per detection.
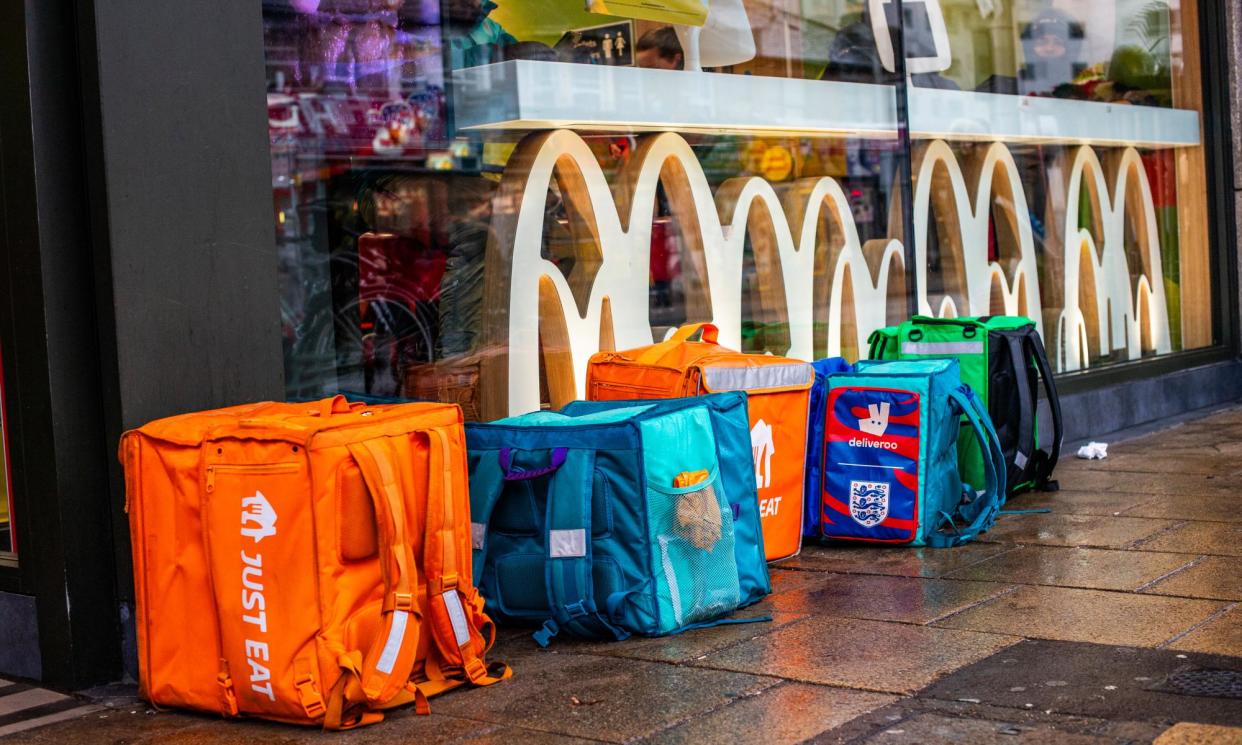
[
  {"xmin": 120, "ymin": 396, "xmax": 508, "ymax": 729},
  {"xmin": 586, "ymin": 323, "xmax": 813, "ymax": 561}
]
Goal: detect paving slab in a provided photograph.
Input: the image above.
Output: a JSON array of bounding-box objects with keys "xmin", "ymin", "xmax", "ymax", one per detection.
[
  {"xmin": 639, "ymin": 682, "xmax": 896, "ymax": 745},
  {"xmin": 1153, "ymin": 722, "xmax": 1242, "ymax": 744},
  {"xmin": 944, "ymin": 545, "xmax": 1197, "ymax": 592},
  {"xmin": 933, "ymin": 585, "xmax": 1226, "ymax": 647},
  {"xmin": 1144, "ymin": 557, "xmax": 1242, "ymax": 601},
  {"xmin": 805, "ymin": 697, "xmax": 1168, "ymax": 744},
  {"xmin": 765, "ymin": 573, "xmax": 1013, "ymax": 624},
  {"xmin": 919, "ymin": 639, "xmax": 1242, "ymax": 728},
  {"xmin": 1055, "ymin": 469, "xmax": 1240, "ymax": 497},
  {"xmin": 430, "ymin": 651, "xmax": 775, "ymax": 742},
  {"xmin": 841, "ymin": 712, "xmax": 1126, "ymax": 744},
  {"xmin": 778, "ymin": 542, "xmax": 1015, "ymax": 578},
  {"xmin": 1124, "ymin": 494, "xmax": 1242, "ymax": 524},
  {"xmin": 1168, "ymin": 605, "xmax": 1242, "ymax": 657},
  {"xmin": 1131, "ymin": 521, "xmax": 1242, "ymax": 556},
  {"xmin": 1069, "ymin": 453, "xmax": 1241, "ymax": 476},
  {"xmin": 693, "ymin": 615, "xmax": 1017, "ymax": 694},
  {"xmin": 546, "ymin": 609, "xmax": 806, "ymax": 664},
  {"xmin": 1000, "ymin": 489, "xmax": 1162, "ymax": 517},
  {"xmin": 979, "ymin": 513, "xmax": 1177, "ymax": 549}
]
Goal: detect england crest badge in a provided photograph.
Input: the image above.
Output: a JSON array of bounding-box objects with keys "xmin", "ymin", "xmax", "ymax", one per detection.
[{"xmin": 849, "ymin": 480, "xmax": 890, "ymax": 528}]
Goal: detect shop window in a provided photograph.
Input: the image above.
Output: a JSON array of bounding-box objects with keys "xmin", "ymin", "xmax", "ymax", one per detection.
[
  {"xmin": 0, "ymin": 347, "xmax": 13, "ymax": 558},
  {"xmin": 262, "ymin": 0, "xmax": 1218, "ymax": 420}
]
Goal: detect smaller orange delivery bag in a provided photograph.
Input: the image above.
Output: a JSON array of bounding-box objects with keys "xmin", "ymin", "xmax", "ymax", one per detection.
[{"xmin": 586, "ymin": 324, "xmax": 813, "ymax": 561}]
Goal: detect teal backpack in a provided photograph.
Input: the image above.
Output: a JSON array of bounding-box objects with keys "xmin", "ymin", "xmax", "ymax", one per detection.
[
  {"xmin": 868, "ymin": 316, "xmax": 1063, "ymax": 495},
  {"xmin": 820, "ymin": 359, "xmax": 1005, "ymax": 546},
  {"xmin": 465, "ymin": 393, "xmax": 770, "ymax": 646}
]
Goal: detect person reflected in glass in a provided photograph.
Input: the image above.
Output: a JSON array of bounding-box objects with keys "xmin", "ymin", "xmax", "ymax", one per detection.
[{"xmin": 636, "ymin": 27, "xmax": 685, "ymax": 70}]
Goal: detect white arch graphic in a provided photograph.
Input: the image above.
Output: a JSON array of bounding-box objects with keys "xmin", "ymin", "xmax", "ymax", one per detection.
[{"xmin": 482, "ymin": 130, "xmax": 1172, "ymax": 416}]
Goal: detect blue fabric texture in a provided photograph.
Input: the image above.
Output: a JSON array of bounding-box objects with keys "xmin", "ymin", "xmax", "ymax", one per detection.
[
  {"xmin": 803, "ymin": 357, "xmax": 854, "ymax": 536},
  {"xmin": 466, "ymin": 393, "xmax": 769, "ymax": 644},
  {"xmin": 811, "ymin": 358, "xmax": 1005, "ymax": 547}
]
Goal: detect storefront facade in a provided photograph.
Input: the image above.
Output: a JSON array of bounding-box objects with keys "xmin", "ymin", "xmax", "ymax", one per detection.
[{"xmin": 1, "ymin": 0, "xmax": 1239, "ymax": 688}]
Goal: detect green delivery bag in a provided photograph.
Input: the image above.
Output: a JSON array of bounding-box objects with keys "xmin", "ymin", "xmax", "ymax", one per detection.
[{"xmin": 867, "ymin": 316, "xmax": 1063, "ymax": 495}]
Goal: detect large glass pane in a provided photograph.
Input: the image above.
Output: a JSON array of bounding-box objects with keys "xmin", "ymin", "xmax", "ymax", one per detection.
[
  {"xmin": 263, "ymin": 1, "xmax": 910, "ymax": 418},
  {"xmin": 904, "ymin": 0, "xmax": 1213, "ymax": 372}
]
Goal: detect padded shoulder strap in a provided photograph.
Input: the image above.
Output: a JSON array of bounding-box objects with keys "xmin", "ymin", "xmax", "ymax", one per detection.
[
  {"xmin": 331, "ymin": 439, "xmax": 422, "ymax": 725},
  {"xmin": 927, "ymin": 387, "xmax": 1005, "ymax": 547},
  {"xmin": 1003, "ymin": 333, "xmax": 1038, "ymax": 490},
  {"xmin": 422, "ymin": 427, "xmax": 510, "ymax": 687},
  {"xmin": 465, "ymin": 453, "xmax": 506, "ymax": 587},
  {"xmin": 534, "ymin": 447, "xmax": 630, "ymax": 646},
  {"xmin": 1025, "ymin": 331, "xmax": 1063, "ymax": 488}
]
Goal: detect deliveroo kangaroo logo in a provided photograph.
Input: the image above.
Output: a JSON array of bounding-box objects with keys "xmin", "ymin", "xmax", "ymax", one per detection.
[
  {"xmin": 858, "ymin": 402, "xmax": 891, "ymax": 437},
  {"xmin": 750, "ymin": 419, "xmax": 775, "ymax": 489},
  {"xmin": 241, "ymin": 491, "xmax": 278, "ymax": 543}
]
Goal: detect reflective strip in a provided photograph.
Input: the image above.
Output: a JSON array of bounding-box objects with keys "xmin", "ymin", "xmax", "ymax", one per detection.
[
  {"xmin": 702, "ymin": 363, "xmax": 812, "ymax": 392},
  {"xmin": 375, "ymin": 610, "xmax": 409, "ymax": 675},
  {"xmin": 471, "ymin": 522, "xmax": 486, "ymax": 550},
  {"xmin": 901, "ymin": 341, "xmax": 984, "ymax": 356},
  {"xmin": 1014, "ymin": 451, "xmax": 1029, "ymax": 469},
  {"xmin": 442, "ymin": 590, "xmax": 471, "ymax": 647},
  {"xmin": 549, "ymin": 528, "xmax": 586, "ymax": 558}
]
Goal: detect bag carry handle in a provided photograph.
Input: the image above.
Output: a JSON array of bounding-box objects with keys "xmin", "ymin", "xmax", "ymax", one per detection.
[
  {"xmin": 328, "ymin": 438, "xmax": 424, "ymax": 729},
  {"xmin": 927, "ymin": 386, "xmax": 1006, "ymax": 548},
  {"xmin": 421, "ymin": 427, "xmax": 511, "ymax": 689},
  {"xmin": 634, "ymin": 322, "xmax": 720, "ymax": 365},
  {"xmin": 1024, "ymin": 332, "xmax": 1063, "ymax": 489},
  {"xmin": 318, "ymin": 395, "xmax": 364, "ymax": 417},
  {"xmin": 499, "ymin": 447, "xmax": 568, "ymax": 480}
]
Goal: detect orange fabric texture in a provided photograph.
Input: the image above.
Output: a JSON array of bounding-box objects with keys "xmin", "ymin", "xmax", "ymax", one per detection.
[
  {"xmin": 586, "ymin": 324, "xmax": 812, "ymax": 560},
  {"xmin": 120, "ymin": 396, "xmax": 508, "ymax": 730}
]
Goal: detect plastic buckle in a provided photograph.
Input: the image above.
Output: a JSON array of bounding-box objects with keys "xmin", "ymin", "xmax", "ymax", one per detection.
[
  {"xmin": 294, "ymin": 673, "xmax": 326, "ymax": 719},
  {"xmin": 394, "ymin": 592, "xmax": 414, "ymax": 612},
  {"xmin": 564, "ymin": 600, "xmax": 589, "ymax": 619}
]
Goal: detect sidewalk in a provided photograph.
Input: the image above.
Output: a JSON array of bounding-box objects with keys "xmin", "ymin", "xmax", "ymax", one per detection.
[{"xmin": 6, "ymin": 406, "xmax": 1242, "ymax": 744}]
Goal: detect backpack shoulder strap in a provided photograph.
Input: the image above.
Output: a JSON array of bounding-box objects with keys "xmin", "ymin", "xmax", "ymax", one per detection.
[
  {"xmin": 329, "ymin": 438, "xmax": 424, "ymax": 729},
  {"xmin": 928, "ymin": 386, "xmax": 1005, "ymax": 547},
  {"xmin": 465, "ymin": 450, "xmax": 506, "ymax": 587},
  {"xmin": 533, "ymin": 447, "xmax": 630, "ymax": 646},
  {"xmin": 421, "ymin": 427, "xmax": 510, "ymax": 688},
  {"xmin": 1024, "ymin": 331, "xmax": 1063, "ymax": 489},
  {"xmin": 1002, "ymin": 333, "xmax": 1038, "ymax": 490}
]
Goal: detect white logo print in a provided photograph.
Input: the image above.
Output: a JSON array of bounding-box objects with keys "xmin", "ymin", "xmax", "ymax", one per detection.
[
  {"xmin": 858, "ymin": 402, "xmax": 891, "ymax": 437},
  {"xmin": 849, "ymin": 480, "xmax": 890, "ymax": 528},
  {"xmin": 240, "ymin": 491, "xmax": 278, "ymax": 702},
  {"xmin": 750, "ymin": 419, "xmax": 775, "ymax": 489},
  {"xmin": 241, "ymin": 490, "xmax": 277, "ymax": 543}
]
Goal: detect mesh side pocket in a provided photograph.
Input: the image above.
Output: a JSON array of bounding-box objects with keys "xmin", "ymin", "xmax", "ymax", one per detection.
[{"xmin": 649, "ymin": 478, "xmax": 742, "ymax": 629}]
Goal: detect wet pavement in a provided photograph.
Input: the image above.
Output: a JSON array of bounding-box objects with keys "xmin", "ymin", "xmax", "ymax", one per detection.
[{"xmin": 6, "ymin": 405, "xmax": 1242, "ymax": 743}]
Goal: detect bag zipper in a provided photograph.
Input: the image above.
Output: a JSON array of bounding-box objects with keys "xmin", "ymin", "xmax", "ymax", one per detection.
[
  {"xmin": 590, "ymin": 380, "xmax": 669, "ymax": 396},
  {"xmin": 205, "ymin": 462, "xmax": 300, "ymax": 493}
]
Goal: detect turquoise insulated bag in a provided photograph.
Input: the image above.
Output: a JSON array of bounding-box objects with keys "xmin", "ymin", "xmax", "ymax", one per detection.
[
  {"xmin": 466, "ymin": 393, "xmax": 770, "ymax": 646},
  {"xmin": 820, "ymin": 359, "xmax": 1005, "ymax": 547}
]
